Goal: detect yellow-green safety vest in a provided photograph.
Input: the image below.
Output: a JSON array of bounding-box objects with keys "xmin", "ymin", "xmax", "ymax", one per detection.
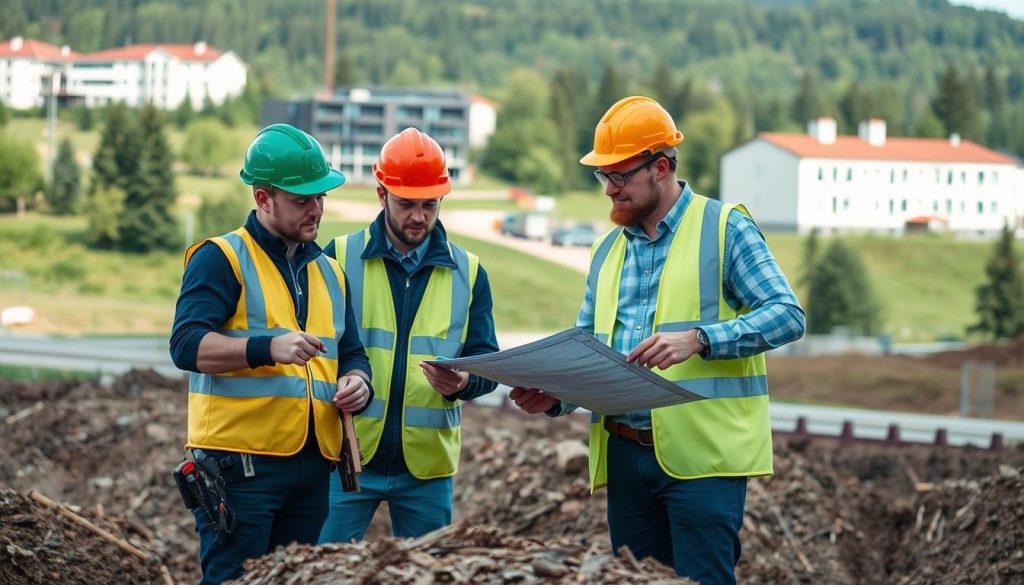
[
  {"xmin": 334, "ymin": 229, "xmax": 478, "ymax": 479},
  {"xmin": 588, "ymin": 194, "xmax": 772, "ymax": 490},
  {"xmin": 185, "ymin": 227, "xmax": 347, "ymax": 460}
]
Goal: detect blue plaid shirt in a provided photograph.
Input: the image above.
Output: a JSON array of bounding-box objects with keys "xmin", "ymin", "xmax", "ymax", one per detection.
[{"xmin": 572, "ymin": 182, "xmax": 805, "ymax": 428}]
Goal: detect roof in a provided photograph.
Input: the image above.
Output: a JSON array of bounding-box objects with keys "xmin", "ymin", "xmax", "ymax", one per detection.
[
  {"xmin": 0, "ymin": 37, "xmax": 76, "ymax": 60},
  {"xmin": 76, "ymin": 43, "xmax": 222, "ymax": 63},
  {"xmin": 759, "ymin": 133, "xmax": 1018, "ymax": 165}
]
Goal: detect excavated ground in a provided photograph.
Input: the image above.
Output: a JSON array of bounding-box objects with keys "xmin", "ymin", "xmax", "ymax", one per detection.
[{"xmin": 1, "ymin": 367, "xmax": 1023, "ymax": 584}]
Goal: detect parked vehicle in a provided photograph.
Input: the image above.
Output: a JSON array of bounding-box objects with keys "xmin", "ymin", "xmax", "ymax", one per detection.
[
  {"xmin": 551, "ymin": 223, "xmax": 598, "ymax": 247},
  {"xmin": 501, "ymin": 212, "xmax": 551, "ymax": 240}
]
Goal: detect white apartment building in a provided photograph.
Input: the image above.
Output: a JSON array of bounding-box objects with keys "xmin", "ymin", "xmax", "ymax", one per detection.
[
  {"xmin": 0, "ymin": 37, "xmax": 74, "ymax": 109},
  {"xmin": 720, "ymin": 117, "xmax": 1022, "ymax": 236},
  {"xmin": 0, "ymin": 37, "xmax": 246, "ymax": 110}
]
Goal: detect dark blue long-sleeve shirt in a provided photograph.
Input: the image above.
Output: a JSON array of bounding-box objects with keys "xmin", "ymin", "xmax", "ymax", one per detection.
[
  {"xmin": 170, "ymin": 210, "xmax": 371, "ymax": 392},
  {"xmin": 323, "ymin": 212, "xmax": 499, "ymax": 473}
]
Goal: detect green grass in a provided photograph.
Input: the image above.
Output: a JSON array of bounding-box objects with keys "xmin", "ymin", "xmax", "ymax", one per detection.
[{"xmin": 0, "ymin": 364, "xmax": 99, "ymax": 382}]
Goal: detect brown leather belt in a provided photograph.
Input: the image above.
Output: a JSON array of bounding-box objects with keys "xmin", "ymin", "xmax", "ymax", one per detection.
[{"xmin": 603, "ymin": 419, "xmax": 654, "ymax": 446}]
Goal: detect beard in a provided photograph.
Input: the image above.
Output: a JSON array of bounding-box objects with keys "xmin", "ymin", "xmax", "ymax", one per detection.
[
  {"xmin": 384, "ymin": 204, "xmax": 433, "ymax": 248},
  {"xmin": 609, "ymin": 176, "xmax": 659, "ymax": 227}
]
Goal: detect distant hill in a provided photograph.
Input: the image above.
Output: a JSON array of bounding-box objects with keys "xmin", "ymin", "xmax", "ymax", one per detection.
[{"xmin": 4, "ymin": 0, "xmax": 1023, "ymax": 101}]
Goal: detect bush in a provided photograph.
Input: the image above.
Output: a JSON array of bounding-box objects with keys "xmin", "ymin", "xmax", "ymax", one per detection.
[{"xmin": 195, "ymin": 190, "xmax": 250, "ymax": 241}]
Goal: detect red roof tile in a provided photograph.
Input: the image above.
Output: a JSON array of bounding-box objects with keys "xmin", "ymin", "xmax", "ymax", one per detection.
[
  {"xmin": 760, "ymin": 133, "xmax": 1018, "ymax": 165},
  {"xmin": 77, "ymin": 43, "xmax": 222, "ymax": 62},
  {"xmin": 0, "ymin": 37, "xmax": 76, "ymax": 60}
]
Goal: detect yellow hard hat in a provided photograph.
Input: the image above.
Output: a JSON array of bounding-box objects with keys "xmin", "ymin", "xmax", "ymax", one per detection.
[{"xmin": 580, "ymin": 96, "xmax": 684, "ymax": 167}]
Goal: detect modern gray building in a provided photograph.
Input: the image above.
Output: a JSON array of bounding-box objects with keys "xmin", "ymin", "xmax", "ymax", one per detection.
[{"xmin": 262, "ymin": 87, "xmax": 474, "ymax": 186}]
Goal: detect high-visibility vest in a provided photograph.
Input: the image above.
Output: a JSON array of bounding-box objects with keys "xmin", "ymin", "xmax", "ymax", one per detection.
[
  {"xmin": 334, "ymin": 229, "xmax": 478, "ymax": 479},
  {"xmin": 588, "ymin": 194, "xmax": 772, "ymax": 489},
  {"xmin": 185, "ymin": 227, "xmax": 347, "ymax": 460}
]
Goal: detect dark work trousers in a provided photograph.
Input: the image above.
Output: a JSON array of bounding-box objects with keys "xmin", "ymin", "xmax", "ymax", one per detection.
[
  {"xmin": 191, "ymin": 445, "xmax": 334, "ymax": 585},
  {"xmin": 605, "ymin": 435, "xmax": 748, "ymax": 585}
]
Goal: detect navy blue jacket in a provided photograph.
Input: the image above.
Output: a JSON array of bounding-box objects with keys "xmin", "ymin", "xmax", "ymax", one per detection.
[
  {"xmin": 323, "ymin": 212, "xmax": 499, "ymax": 473},
  {"xmin": 170, "ymin": 211, "xmax": 372, "ymax": 412}
]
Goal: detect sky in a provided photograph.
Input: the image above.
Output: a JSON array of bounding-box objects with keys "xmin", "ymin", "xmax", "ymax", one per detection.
[{"xmin": 949, "ymin": 0, "xmax": 1024, "ymax": 19}]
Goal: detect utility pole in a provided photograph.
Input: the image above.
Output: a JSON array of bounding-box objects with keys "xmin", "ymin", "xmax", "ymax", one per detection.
[
  {"xmin": 324, "ymin": 0, "xmax": 336, "ymax": 97},
  {"xmin": 46, "ymin": 70, "xmax": 60, "ymax": 183}
]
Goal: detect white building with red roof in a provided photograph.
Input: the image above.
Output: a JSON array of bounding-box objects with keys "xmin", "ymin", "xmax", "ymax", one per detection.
[
  {"xmin": 0, "ymin": 37, "xmax": 75, "ymax": 109},
  {"xmin": 0, "ymin": 37, "xmax": 245, "ymax": 110},
  {"xmin": 720, "ymin": 117, "xmax": 1022, "ymax": 236}
]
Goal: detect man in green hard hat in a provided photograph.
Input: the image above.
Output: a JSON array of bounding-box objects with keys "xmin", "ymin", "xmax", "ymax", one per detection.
[{"xmin": 170, "ymin": 124, "xmax": 374, "ymax": 584}]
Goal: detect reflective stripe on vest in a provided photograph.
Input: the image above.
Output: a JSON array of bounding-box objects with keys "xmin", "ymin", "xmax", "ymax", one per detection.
[
  {"xmin": 184, "ymin": 227, "xmax": 346, "ymax": 460},
  {"xmin": 587, "ymin": 194, "xmax": 772, "ymax": 489},
  {"xmin": 335, "ymin": 229, "xmax": 477, "ymax": 479}
]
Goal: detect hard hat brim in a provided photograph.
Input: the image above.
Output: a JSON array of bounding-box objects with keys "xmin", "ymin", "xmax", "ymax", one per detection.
[
  {"xmin": 579, "ymin": 150, "xmax": 631, "ymax": 167},
  {"xmin": 387, "ymin": 182, "xmax": 451, "ymax": 200},
  {"xmin": 240, "ymin": 168, "xmax": 347, "ymax": 195}
]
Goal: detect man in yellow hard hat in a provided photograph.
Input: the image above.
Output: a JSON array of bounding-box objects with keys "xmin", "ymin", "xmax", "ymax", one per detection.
[
  {"xmin": 318, "ymin": 128, "xmax": 499, "ymax": 543},
  {"xmin": 510, "ymin": 96, "xmax": 805, "ymax": 584},
  {"xmin": 170, "ymin": 124, "xmax": 373, "ymax": 584}
]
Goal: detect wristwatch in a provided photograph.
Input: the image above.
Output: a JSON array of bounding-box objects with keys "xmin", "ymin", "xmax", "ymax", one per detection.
[{"xmin": 695, "ymin": 328, "xmax": 710, "ymax": 358}]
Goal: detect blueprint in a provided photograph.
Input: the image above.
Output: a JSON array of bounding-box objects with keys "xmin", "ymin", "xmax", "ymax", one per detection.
[{"xmin": 423, "ymin": 328, "xmax": 705, "ymax": 415}]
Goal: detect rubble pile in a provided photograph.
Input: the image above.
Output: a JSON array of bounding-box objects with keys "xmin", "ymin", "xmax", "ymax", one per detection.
[
  {"xmin": 229, "ymin": 522, "xmax": 690, "ymax": 585},
  {"xmin": 2, "ymin": 372, "xmax": 1024, "ymax": 584}
]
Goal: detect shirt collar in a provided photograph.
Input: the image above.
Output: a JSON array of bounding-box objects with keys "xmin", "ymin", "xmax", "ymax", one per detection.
[
  {"xmin": 622, "ymin": 181, "xmax": 692, "ymax": 241},
  {"xmin": 386, "ymin": 231, "xmax": 432, "ymax": 265}
]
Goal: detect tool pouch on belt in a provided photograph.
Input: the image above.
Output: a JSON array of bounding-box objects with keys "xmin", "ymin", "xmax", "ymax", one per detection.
[{"xmin": 171, "ymin": 449, "xmax": 237, "ymax": 546}]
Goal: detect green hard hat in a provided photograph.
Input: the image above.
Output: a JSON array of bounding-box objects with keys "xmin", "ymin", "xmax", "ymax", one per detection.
[{"xmin": 239, "ymin": 124, "xmax": 346, "ymax": 195}]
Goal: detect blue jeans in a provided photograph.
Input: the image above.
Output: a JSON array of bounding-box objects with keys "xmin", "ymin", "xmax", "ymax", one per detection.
[
  {"xmin": 606, "ymin": 435, "xmax": 748, "ymax": 585},
  {"xmin": 319, "ymin": 466, "xmax": 453, "ymax": 543},
  {"xmin": 191, "ymin": 448, "xmax": 333, "ymax": 585}
]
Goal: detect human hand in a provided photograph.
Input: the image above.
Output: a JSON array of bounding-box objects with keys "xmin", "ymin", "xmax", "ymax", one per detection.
[
  {"xmin": 509, "ymin": 387, "xmax": 560, "ymax": 414},
  {"xmin": 333, "ymin": 374, "xmax": 370, "ymax": 413},
  {"xmin": 270, "ymin": 331, "xmax": 326, "ymax": 366},
  {"xmin": 626, "ymin": 330, "xmax": 704, "ymax": 370},
  {"xmin": 419, "ymin": 362, "xmax": 469, "ymax": 397}
]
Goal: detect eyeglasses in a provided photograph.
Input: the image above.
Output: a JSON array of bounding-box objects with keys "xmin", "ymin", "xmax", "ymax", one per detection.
[{"xmin": 593, "ymin": 155, "xmax": 663, "ymax": 188}]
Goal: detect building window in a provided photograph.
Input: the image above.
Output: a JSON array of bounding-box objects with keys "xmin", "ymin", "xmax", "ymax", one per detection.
[
  {"xmin": 901, "ymin": 199, "xmax": 907, "ymax": 212},
  {"xmin": 890, "ymin": 169, "xmax": 895, "ymax": 184},
  {"xmin": 817, "ymin": 167, "xmax": 823, "ymax": 181},
  {"xmin": 361, "ymin": 105, "xmax": 384, "ymax": 117},
  {"xmin": 832, "ymin": 197, "xmax": 837, "ymax": 213},
  {"xmin": 432, "ymin": 126, "xmax": 462, "ymax": 139},
  {"xmin": 361, "ymin": 165, "xmax": 373, "ymax": 176},
  {"xmin": 932, "ymin": 201, "xmax": 938, "ymax": 212},
  {"xmin": 993, "ymin": 172, "xmax": 999, "ymax": 184},
  {"xmin": 978, "ymin": 171, "xmax": 985, "ymax": 184},
  {"xmin": 450, "ymin": 167, "xmax": 461, "ymax": 180},
  {"xmin": 843, "ymin": 198, "xmax": 850, "ymax": 210},
  {"xmin": 889, "ymin": 199, "xmax": 894, "ymax": 215},
  {"xmin": 397, "ymin": 106, "xmax": 424, "ymax": 119},
  {"xmin": 902, "ymin": 169, "xmax": 908, "ymax": 182},
  {"xmin": 935, "ymin": 169, "xmax": 941, "ymax": 184},
  {"xmin": 945, "ymin": 199, "xmax": 952, "ymax": 214},
  {"xmin": 991, "ymin": 201, "xmax": 998, "ymax": 214},
  {"xmin": 961, "ymin": 171, "xmax": 967, "ymax": 184},
  {"xmin": 947, "ymin": 170, "xmax": 953, "ymax": 185},
  {"xmin": 832, "ymin": 168, "xmax": 838, "ymax": 182},
  {"xmin": 846, "ymin": 168, "xmax": 852, "ymax": 181},
  {"xmin": 361, "ymin": 144, "xmax": 381, "ymax": 157},
  {"xmin": 355, "ymin": 123, "xmax": 383, "ymax": 136},
  {"xmin": 439, "ymin": 107, "xmax": 464, "ymax": 120},
  {"xmin": 341, "ymin": 144, "xmax": 353, "ymax": 155},
  {"xmin": 977, "ymin": 201, "xmax": 984, "ymax": 214}
]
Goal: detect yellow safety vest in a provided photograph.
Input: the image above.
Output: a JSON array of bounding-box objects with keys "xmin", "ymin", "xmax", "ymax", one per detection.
[
  {"xmin": 334, "ymin": 229, "xmax": 478, "ymax": 479},
  {"xmin": 588, "ymin": 194, "xmax": 772, "ymax": 489},
  {"xmin": 185, "ymin": 227, "xmax": 347, "ymax": 460}
]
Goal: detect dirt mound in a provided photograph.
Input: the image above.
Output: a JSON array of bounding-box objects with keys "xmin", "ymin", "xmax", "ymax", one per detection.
[
  {"xmin": 3, "ymin": 373, "xmax": 1024, "ymax": 584},
  {"xmin": 0, "ymin": 369, "xmax": 198, "ymax": 581},
  {"xmin": 228, "ymin": 522, "xmax": 690, "ymax": 585},
  {"xmin": 925, "ymin": 336, "xmax": 1024, "ymax": 368},
  {"xmin": 0, "ymin": 487, "xmax": 170, "ymax": 584}
]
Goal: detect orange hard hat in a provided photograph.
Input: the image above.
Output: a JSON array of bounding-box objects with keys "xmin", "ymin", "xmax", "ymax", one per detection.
[
  {"xmin": 373, "ymin": 128, "xmax": 451, "ymax": 199},
  {"xmin": 580, "ymin": 96, "xmax": 684, "ymax": 167}
]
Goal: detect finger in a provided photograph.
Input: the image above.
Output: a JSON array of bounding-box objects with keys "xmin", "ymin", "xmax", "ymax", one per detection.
[
  {"xmin": 521, "ymin": 391, "xmax": 547, "ymax": 411},
  {"xmin": 627, "ymin": 337, "xmax": 656, "ymax": 363},
  {"xmin": 509, "ymin": 387, "xmax": 525, "ymax": 400}
]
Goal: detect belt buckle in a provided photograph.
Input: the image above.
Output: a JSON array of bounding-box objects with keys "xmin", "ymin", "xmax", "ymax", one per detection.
[{"xmin": 637, "ymin": 432, "xmax": 654, "ymax": 447}]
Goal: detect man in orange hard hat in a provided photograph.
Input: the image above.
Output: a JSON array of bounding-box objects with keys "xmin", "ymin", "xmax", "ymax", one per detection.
[
  {"xmin": 319, "ymin": 128, "xmax": 499, "ymax": 542},
  {"xmin": 510, "ymin": 96, "xmax": 806, "ymax": 584}
]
